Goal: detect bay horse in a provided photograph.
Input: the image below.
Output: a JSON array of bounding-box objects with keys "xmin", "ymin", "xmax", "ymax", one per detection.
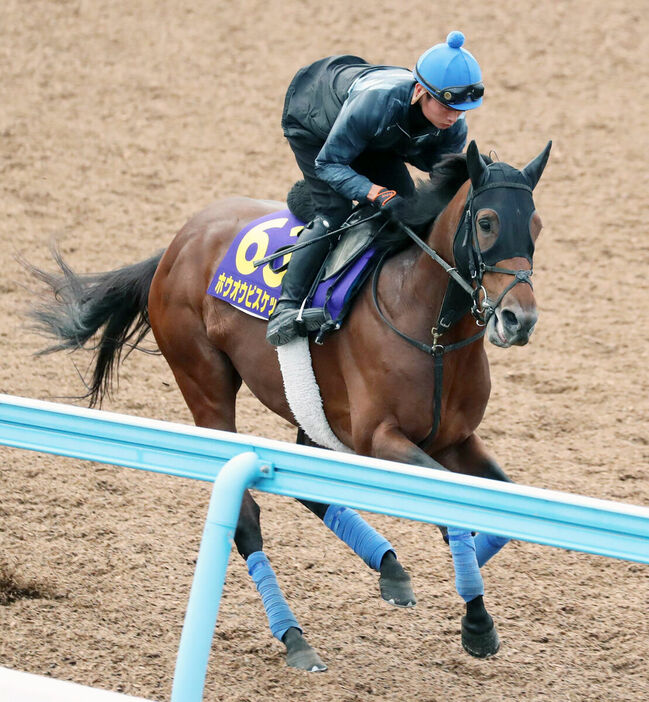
[{"xmin": 26, "ymin": 140, "xmax": 551, "ymax": 671}]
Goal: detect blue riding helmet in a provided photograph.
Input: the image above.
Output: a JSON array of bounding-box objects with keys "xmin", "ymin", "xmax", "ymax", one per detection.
[{"xmin": 413, "ymin": 31, "xmax": 483, "ymax": 111}]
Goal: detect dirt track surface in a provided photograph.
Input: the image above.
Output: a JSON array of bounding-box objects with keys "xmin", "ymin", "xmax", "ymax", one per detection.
[{"xmin": 2, "ymin": 1, "xmax": 649, "ymax": 700}]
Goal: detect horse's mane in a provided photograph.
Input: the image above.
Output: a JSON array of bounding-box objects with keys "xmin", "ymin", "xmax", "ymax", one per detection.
[
  {"xmin": 287, "ymin": 151, "xmax": 493, "ymax": 253},
  {"xmin": 403, "ymin": 152, "xmax": 493, "ymax": 231},
  {"xmin": 368, "ymin": 151, "xmax": 494, "ymax": 253}
]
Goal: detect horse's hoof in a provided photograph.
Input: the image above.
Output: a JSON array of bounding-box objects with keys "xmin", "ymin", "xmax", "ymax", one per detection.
[
  {"xmin": 379, "ymin": 554, "xmax": 416, "ymax": 607},
  {"xmin": 283, "ymin": 628, "xmax": 327, "ymax": 672},
  {"xmin": 461, "ymin": 620, "xmax": 500, "ymax": 658},
  {"xmin": 379, "ymin": 573, "xmax": 417, "ymax": 608},
  {"xmin": 286, "ymin": 647, "xmax": 328, "ymax": 672}
]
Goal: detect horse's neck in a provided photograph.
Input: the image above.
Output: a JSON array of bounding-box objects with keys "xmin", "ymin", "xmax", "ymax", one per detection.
[
  {"xmin": 426, "ymin": 181, "xmax": 470, "ymax": 266},
  {"xmin": 405, "ymin": 184, "xmax": 469, "ymax": 320}
]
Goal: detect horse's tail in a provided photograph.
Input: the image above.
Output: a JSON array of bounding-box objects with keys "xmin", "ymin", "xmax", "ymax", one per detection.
[{"xmin": 23, "ymin": 247, "xmax": 164, "ymax": 407}]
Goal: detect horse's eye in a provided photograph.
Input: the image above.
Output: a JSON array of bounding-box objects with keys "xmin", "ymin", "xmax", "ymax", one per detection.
[{"xmin": 478, "ymin": 218, "xmax": 492, "ymax": 232}]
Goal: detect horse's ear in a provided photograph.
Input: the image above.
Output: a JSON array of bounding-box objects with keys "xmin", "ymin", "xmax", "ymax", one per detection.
[
  {"xmin": 466, "ymin": 140, "xmax": 488, "ymax": 188},
  {"xmin": 521, "ymin": 141, "xmax": 552, "ymax": 190}
]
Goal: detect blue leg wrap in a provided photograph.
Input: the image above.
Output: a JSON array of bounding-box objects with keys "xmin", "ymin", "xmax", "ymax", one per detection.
[
  {"xmin": 247, "ymin": 551, "xmax": 301, "ymax": 641},
  {"xmin": 323, "ymin": 505, "xmax": 394, "ymax": 571},
  {"xmin": 447, "ymin": 527, "xmax": 485, "ymax": 603},
  {"xmin": 474, "ymin": 532, "xmax": 510, "ymax": 567}
]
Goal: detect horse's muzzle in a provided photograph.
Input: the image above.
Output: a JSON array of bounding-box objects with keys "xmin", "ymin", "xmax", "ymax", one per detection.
[{"xmin": 488, "ymin": 305, "xmax": 538, "ymax": 347}]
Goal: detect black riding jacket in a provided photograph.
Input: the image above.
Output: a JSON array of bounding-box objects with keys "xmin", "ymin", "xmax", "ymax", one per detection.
[{"xmin": 282, "ymin": 55, "xmax": 468, "ymax": 202}]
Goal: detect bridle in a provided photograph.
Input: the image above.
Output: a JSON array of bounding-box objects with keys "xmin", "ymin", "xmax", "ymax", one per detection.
[
  {"xmin": 371, "ymin": 175, "xmax": 537, "ymax": 449},
  {"xmin": 372, "ymin": 178, "xmax": 535, "ymax": 348},
  {"xmin": 462, "ymin": 180, "xmax": 535, "ymax": 327}
]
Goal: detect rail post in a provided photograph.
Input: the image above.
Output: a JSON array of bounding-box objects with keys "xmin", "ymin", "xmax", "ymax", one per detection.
[{"xmin": 170, "ymin": 451, "xmax": 268, "ymax": 702}]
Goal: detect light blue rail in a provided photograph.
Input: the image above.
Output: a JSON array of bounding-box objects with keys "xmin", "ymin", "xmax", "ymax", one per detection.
[{"xmin": 1, "ymin": 393, "xmax": 649, "ymax": 701}]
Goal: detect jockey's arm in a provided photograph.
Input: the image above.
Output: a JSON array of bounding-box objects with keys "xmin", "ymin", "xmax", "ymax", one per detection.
[{"xmin": 314, "ymin": 90, "xmax": 391, "ymax": 204}]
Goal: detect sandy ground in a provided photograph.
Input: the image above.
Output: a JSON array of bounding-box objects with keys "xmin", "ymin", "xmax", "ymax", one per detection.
[{"xmin": 1, "ymin": 1, "xmax": 649, "ymax": 700}]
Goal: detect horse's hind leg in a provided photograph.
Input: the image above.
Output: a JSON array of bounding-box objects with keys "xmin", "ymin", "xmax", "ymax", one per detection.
[
  {"xmin": 296, "ymin": 429, "xmax": 416, "ymax": 607},
  {"xmin": 234, "ymin": 492, "xmax": 326, "ymax": 672},
  {"xmin": 153, "ymin": 324, "xmax": 325, "ymax": 670}
]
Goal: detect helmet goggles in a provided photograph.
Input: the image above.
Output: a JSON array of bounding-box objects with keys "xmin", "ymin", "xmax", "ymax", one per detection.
[{"xmin": 427, "ymin": 81, "xmax": 484, "ymax": 107}]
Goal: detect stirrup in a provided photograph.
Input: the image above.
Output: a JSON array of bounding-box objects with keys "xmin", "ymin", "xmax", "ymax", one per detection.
[
  {"xmin": 266, "ymin": 306, "xmax": 325, "ymax": 346},
  {"xmin": 266, "ymin": 307, "xmax": 300, "ymax": 346},
  {"xmin": 296, "ymin": 303, "xmax": 326, "ymax": 332}
]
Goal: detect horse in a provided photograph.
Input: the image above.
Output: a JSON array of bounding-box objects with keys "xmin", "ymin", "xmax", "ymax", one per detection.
[{"xmin": 25, "ymin": 140, "xmax": 551, "ymax": 671}]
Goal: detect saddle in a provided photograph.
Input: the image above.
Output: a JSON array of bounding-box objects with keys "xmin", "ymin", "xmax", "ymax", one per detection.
[
  {"xmin": 306, "ymin": 207, "xmax": 384, "ymax": 343},
  {"xmin": 206, "ymin": 182, "xmax": 398, "ymax": 342},
  {"xmin": 287, "ymin": 178, "xmax": 391, "ymax": 341}
]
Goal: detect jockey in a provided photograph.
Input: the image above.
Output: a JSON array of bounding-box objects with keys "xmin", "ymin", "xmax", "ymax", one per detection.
[{"xmin": 267, "ymin": 31, "xmax": 484, "ymax": 346}]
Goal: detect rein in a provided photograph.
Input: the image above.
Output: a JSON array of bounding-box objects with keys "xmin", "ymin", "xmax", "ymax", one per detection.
[
  {"xmin": 371, "ymin": 179, "xmax": 535, "ymax": 450},
  {"xmin": 253, "ymin": 212, "xmax": 383, "ymax": 269}
]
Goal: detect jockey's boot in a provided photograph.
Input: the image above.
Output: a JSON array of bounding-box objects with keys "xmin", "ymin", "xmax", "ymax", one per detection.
[{"xmin": 266, "ymin": 216, "xmax": 330, "ymax": 346}]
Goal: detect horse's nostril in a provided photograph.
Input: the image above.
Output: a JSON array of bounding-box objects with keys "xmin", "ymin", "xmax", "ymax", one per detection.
[{"xmin": 500, "ymin": 309, "xmax": 519, "ymax": 331}]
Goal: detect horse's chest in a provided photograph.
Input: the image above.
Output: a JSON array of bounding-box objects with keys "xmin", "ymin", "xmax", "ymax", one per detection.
[{"xmin": 439, "ymin": 356, "xmax": 491, "ymax": 434}]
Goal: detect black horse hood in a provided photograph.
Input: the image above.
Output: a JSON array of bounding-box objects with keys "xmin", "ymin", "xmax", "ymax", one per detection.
[
  {"xmin": 468, "ymin": 163, "xmax": 537, "ymax": 266},
  {"xmin": 453, "ymin": 140, "xmax": 552, "ymax": 274}
]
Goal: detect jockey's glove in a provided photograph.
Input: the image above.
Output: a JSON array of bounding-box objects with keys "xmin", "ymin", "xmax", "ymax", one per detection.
[{"xmin": 367, "ymin": 185, "xmax": 405, "ymax": 222}]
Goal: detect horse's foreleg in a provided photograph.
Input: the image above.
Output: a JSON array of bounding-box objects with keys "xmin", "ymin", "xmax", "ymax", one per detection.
[
  {"xmin": 369, "ymin": 423, "xmax": 499, "ymax": 658},
  {"xmin": 435, "ymin": 434, "xmax": 512, "ymax": 567},
  {"xmin": 473, "ymin": 457, "xmax": 511, "ymax": 566},
  {"xmin": 296, "ymin": 430, "xmax": 415, "ymax": 607}
]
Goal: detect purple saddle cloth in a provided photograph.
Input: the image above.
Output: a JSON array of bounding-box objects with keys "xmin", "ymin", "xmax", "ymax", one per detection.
[
  {"xmin": 311, "ymin": 246, "xmax": 377, "ymax": 326},
  {"xmin": 207, "ymin": 208, "xmax": 378, "ymax": 326}
]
